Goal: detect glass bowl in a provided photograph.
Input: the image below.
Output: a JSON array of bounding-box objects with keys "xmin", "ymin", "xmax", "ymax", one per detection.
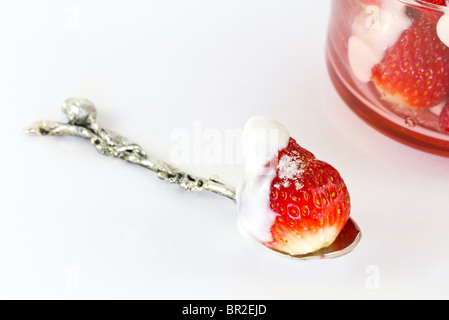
[{"xmin": 326, "ymin": 0, "xmax": 449, "ymax": 156}]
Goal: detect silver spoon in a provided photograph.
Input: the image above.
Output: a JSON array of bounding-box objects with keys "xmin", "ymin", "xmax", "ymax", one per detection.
[{"xmin": 24, "ymin": 98, "xmax": 361, "ymax": 260}]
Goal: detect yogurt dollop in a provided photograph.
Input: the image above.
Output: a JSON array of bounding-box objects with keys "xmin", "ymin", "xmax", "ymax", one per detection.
[
  {"xmin": 237, "ymin": 116, "xmax": 290, "ymax": 243},
  {"xmin": 348, "ymin": 1, "xmax": 412, "ymax": 82}
]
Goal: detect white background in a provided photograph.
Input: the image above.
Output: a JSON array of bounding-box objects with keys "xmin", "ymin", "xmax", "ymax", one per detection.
[{"xmin": 1, "ymin": 0, "xmax": 449, "ymax": 300}]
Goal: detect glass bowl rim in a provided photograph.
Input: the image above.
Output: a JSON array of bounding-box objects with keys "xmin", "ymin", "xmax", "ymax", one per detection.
[{"xmin": 397, "ymin": 0, "xmax": 447, "ymax": 11}]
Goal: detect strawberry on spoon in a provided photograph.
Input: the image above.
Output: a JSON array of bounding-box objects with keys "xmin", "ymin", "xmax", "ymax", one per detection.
[
  {"xmin": 238, "ymin": 117, "xmax": 353, "ymax": 256},
  {"xmin": 26, "ymin": 100, "xmax": 361, "ymax": 260}
]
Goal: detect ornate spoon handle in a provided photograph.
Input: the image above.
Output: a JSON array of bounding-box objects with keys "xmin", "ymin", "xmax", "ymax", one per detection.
[{"xmin": 24, "ymin": 98, "xmax": 237, "ymax": 203}]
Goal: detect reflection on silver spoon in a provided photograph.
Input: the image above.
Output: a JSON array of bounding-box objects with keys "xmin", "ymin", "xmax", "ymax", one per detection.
[
  {"xmin": 25, "ymin": 98, "xmax": 361, "ymax": 260},
  {"xmin": 272, "ymin": 217, "xmax": 361, "ymax": 260}
]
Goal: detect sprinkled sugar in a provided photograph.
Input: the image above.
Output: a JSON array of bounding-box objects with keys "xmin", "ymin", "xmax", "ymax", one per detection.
[{"xmin": 276, "ymin": 154, "xmax": 305, "ymax": 190}]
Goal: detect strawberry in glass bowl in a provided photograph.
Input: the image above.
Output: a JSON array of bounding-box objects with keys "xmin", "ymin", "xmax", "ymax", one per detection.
[{"xmin": 327, "ymin": 0, "xmax": 449, "ymax": 156}]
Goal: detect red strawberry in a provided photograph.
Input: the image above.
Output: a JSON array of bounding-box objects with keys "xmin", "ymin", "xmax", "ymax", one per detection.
[
  {"xmin": 371, "ymin": 13, "xmax": 449, "ymax": 108},
  {"xmin": 439, "ymin": 100, "xmax": 449, "ymax": 132},
  {"xmin": 267, "ymin": 138, "xmax": 350, "ymax": 256}
]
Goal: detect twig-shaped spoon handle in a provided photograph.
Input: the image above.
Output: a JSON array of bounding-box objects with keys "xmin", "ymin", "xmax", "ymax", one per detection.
[{"xmin": 24, "ymin": 98, "xmax": 237, "ymax": 203}]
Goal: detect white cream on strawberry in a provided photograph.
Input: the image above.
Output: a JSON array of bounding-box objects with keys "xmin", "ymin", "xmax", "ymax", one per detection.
[
  {"xmin": 236, "ymin": 117, "xmax": 290, "ymax": 243},
  {"xmin": 348, "ymin": 1, "xmax": 412, "ymax": 82},
  {"xmin": 437, "ymin": 14, "xmax": 449, "ymax": 47}
]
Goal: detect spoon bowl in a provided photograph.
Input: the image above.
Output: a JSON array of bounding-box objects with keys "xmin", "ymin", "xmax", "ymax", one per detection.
[{"xmin": 271, "ymin": 217, "xmax": 361, "ymax": 260}]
